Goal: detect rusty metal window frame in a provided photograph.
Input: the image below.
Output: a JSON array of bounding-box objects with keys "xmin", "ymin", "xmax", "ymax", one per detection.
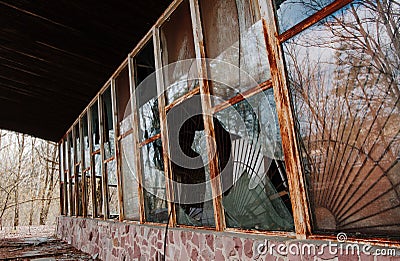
[
  {"xmin": 98, "ymin": 85, "xmax": 120, "ymax": 220},
  {"xmin": 127, "ymin": 52, "xmax": 146, "ymax": 223},
  {"xmin": 98, "ymin": 93, "xmax": 109, "ymax": 219},
  {"xmin": 110, "ymin": 79, "xmax": 125, "ymax": 221},
  {"xmin": 186, "ymin": 0, "xmax": 298, "ymax": 235},
  {"xmin": 72, "ymin": 123, "xmax": 82, "ymax": 217},
  {"xmin": 78, "ymin": 118, "xmax": 86, "ymax": 217},
  {"xmin": 125, "ymin": 33, "xmax": 169, "ymax": 224},
  {"xmin": 188, "ymin": 0, "xmax": 225, "ymax": 231},
  {"xmin": 79, "ymin": 112, "xmax": 89, "ymax": 217},
  {"xmin": 89, "ymin": 99, "xmax": 104, "ymax": 219},
  {"xmin": 86, "ymin": 107, "xmax": 97, "ymax": 219},
  {"xmin": 146, "ymin": 0, "xmax": 214, "ymax": 228},
  {"xmin": 112, "ymin": 61, "xmax": 132, "ymax": 222},
  {"xmin": 56, "ymin": 0, "xmax": 400, "ymax": 247},
  {"xmin": 152, "ymin": 25, "xmax": 177, "ymax": 227}
]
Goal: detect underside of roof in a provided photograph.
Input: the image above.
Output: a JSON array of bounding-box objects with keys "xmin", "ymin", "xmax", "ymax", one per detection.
[{"xmin": 0, "ymin": 0, "xmax": 172, "ymax": 141}]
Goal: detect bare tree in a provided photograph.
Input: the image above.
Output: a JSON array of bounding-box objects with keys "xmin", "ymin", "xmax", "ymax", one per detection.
[{"xmin": 0, "ymin": 131, "xmax": 60, "ymax": 228}]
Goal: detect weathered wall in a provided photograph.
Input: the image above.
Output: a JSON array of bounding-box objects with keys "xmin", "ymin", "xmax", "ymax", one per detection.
[{"xmin": 57, "ymin": 216, "xmax": 399, "ymax": 260}]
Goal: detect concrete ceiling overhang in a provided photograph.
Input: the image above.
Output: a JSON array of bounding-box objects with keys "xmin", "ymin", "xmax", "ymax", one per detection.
[{"xmin": 0, "ymin": 0, "xmax": 172, "ymax": 141}]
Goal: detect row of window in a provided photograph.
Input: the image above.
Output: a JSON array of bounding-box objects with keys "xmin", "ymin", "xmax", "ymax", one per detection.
[{"xmin": 59, "ymin": 0, "xmax": 399, "ymax": 241}]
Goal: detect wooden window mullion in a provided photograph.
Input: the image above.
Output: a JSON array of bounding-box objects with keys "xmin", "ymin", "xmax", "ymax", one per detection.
[
  {"xmin": 128, "ymin": 55, "xmax": 146, "ymax": 223},
  {"xmin": 79, "ymin": 117, "xmax": 87, "ymax": 217},
  {"xmin": 71, "ymin": 128, "xmax": 79, "ymax": 217},
  {"xmin": 67, "ymin": 135, "xmax": 73, "ymax": 216},
  {"xmin": 258, "ymin": 0, "xmax": 312, "ymax": 239},
  {"xmin": 153, "ymin": 27, "xmax": 177, "ymax": 227},
  {"xmin": 111, "ymin": 79, "xmax": 125, "ymax": 221},
  {"xmin": 87, "ymin": 106, "xmax": 98, "ymax": 218},
  {"xmin": 189, "ymin": 0, "xmax": 226, "ymax": 232},
  {"xmin": 98, "ymin": 96, "xmax": 110, "ymax": 219}
]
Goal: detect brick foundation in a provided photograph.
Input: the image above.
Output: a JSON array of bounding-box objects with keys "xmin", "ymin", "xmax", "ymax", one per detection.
[{"xmin": 56, "ymin": 216, "xmax": 399, "ymax": 260}]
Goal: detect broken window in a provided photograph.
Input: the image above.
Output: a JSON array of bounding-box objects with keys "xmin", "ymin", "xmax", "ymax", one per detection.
[
  {"xmin": 133, "ymin": 40, "xmax": 168, "ymax": 223},
  {"xmin": 105, "ymin": 160, "xmax": 119, "ymax": 218},
  {"xmin": 167, "ymin": 96, "xmax": 215, "ymax": 227},
  {"xmin": 284, "ymin": 1, "xmax": 400, "ymax": 238},
  {"xmin": 90, "ymin": 102, "xmax": 104, "ymax": 218},
  {"xmin": 102, "ymin": 87, "xmax": 116, "ymax": 159},
  {"xmin": 199, "ymin": 0, "xmax": 270, "ymax": 103},
  {"xmin": 120, "ymin": 134, "xmax": 140, "ymax": 220},
  {"xmin": 101, "ymin": 87, "xmax": 119, "ymax": 219},
  {"xmin": 141, "ymin": 139, "xmax": 168, "ymax": 223},
  {"xmin": 115, "ymin": 65, "xmax": 140, "ymax": 220},
  {"xmin": 215, "ymin": 90, "xmax": 294, "ymax": 231},
  {"xmin": 160, "ymin": 0, "xmax": 197, "ymax": 105},
  {"xmin": 134, "ymin": 40, "xmax": 160, "ymax": 142},
  {"xmin": 272, "ymin": 0, "xmax": 336, "ymax": 33}
]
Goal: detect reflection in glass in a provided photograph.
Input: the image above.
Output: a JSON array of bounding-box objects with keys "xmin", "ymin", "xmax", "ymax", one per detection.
[
  {"xmin": 215, "ymin": 90, "xmax": 294, "ymax": 231},
  {"xmin": 160, "ymin": 0, "xmax": 197, "ymax": 104},
  {"xmin": 134, "ymin": 41, "xmax": 160, "ymax": 142},
  {"xmin": 107, "ymin": 160, "xmax": 119, "ymax": 218},
  {"xmin": 121, "ymin": 134, "xmax": 140, "ymax": 220},
  {"xmin": 200, "ymin": 0, "xmax": 270, "ymax": 103},
  {"xmin": 141, "ymin": 139, "xmax": 168, "ymax": 223},
  {"xmin": 138, "ymin": 98, "xmax": 159, "ymax": 141},
  {"xmin": 102, "ymin": 88, "xmax": 115, "ymax": 159},
  {"xmin": 167, "ymin": 96, "xmax": 215, "ymax": 227},
  {"xmin": 284, "ymin": 2, "xmax": 400, "ymax": 237},
  {"xmin": 85, "ymin": 171, "xmax": 93, "ymax": 217},
  {"xmin": 273, "ymin": 0, "xmax": 335, "ymax": 33}
]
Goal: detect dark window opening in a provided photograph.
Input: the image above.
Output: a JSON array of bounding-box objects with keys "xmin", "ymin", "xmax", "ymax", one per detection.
[
  {"xmin": 215, "ymin": 90, "xmax": 294, "ymax": 231},
  {"xmin": 167, "ymin": 95, "xmax": 215, "ymax": 227}
]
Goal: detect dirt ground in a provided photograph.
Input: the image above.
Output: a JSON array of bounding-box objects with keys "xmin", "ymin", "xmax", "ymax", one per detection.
[{"xmin": 0, "ymin": 226, "xmax": 96, "ymax": 260}]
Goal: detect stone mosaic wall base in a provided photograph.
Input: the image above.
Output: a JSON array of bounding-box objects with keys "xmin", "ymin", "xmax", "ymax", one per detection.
[{"xmin": 57, "ymin": 216, "xmax": 399, "ymax": 260}]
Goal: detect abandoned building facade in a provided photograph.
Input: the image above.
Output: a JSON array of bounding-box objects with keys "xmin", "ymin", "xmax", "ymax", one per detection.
[{"xmin": 56, "ymin": 0, "xmax": 400, "ymax": 259}]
